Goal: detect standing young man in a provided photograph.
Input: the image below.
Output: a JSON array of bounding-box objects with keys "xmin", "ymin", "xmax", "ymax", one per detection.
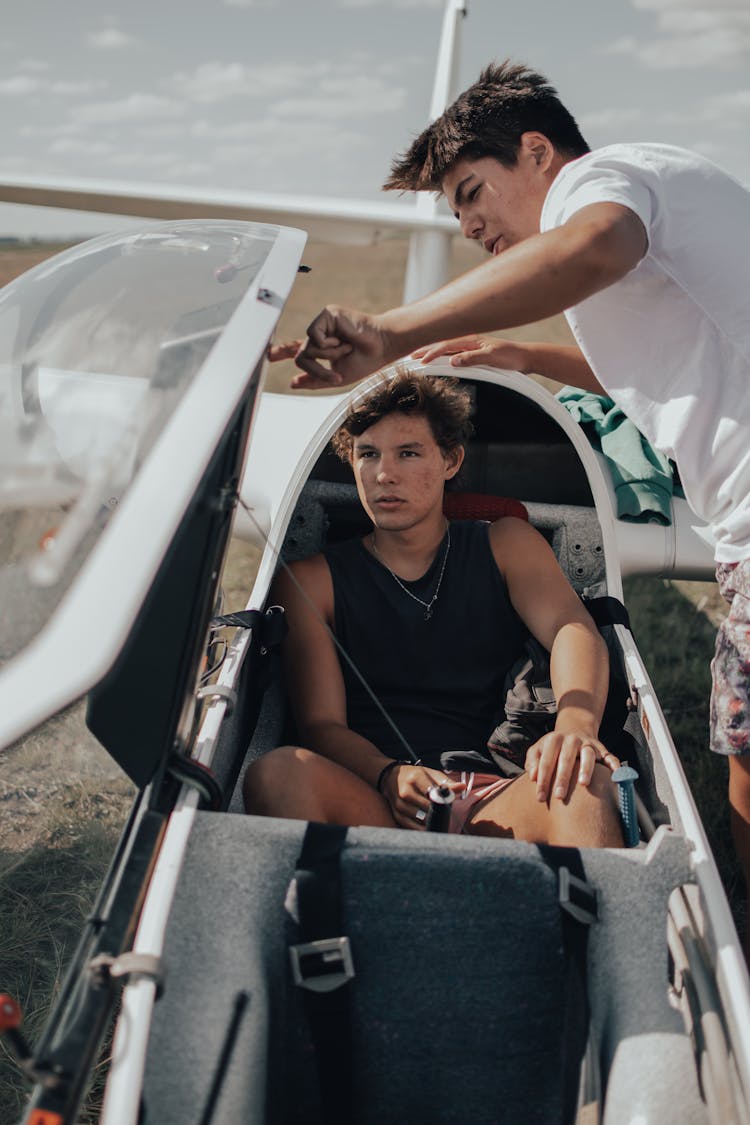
[
  {"xmin": 244, "ymin": 370, "xmax": 622, "ymax": 846},
  {"xmin": 290, "ymin": 62, "xmax": 750, "ymax": 945}
]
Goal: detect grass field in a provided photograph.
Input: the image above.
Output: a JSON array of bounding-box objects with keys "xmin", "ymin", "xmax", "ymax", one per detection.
[
  {"xmin": 0, "ymin": 235, "xmax": 737, "ymax": 1121},
  {"xmin": 0, "ymin": 770, "xmax": 133, "ymax": 1123}
]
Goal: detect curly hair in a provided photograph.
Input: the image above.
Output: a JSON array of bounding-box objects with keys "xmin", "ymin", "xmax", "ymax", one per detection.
[
  {"xmin": 384, "ymin": 60, "xmax": 589, "ymax": 193},
  {"xmin": 331, "ymin": 368, "xmax": 473, "ymax": 462}
]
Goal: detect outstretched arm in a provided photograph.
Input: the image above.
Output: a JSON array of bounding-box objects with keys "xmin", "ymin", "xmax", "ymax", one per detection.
[
  {"xmin": 489, "ymin": 518, "xmax": 619, "ymax": 802},
  {"xmin": 412, "ymin": 336, "xmax": 606, "ymax": 394},
  {"xmin": 293, "ymin": 202, "xmax": 646, "ymax": 389}
]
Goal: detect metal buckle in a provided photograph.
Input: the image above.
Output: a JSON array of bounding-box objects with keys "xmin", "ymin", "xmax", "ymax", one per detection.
[
  {"xmin": 289, "ymin": 937, "xmax": 355, "ymax": 993},
  {"xmin": 559, "ymin": 867, "xmax": 598, "ymax": 925}
]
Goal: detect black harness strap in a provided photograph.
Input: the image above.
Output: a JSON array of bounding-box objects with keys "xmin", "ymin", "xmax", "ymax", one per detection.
[
  {"xmin": 582, "ymin": 594, "xmax": 632, "ymax": 631},
  {"xmin": 211, "ymin": 604, "xmax": 288, "ymax": 651},
  {"xmin": 537, "ymin": 845, "xmax": 597, "ymax": 1125},
  {"xmin": 289, "ymin": 823, "xmax": 354, "ymax": 1125}
]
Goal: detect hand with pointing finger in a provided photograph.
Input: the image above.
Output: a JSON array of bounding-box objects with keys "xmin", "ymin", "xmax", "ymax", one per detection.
[{"xmin": 267, "ymin": 339, "xmax": 303, "ymax": 363}]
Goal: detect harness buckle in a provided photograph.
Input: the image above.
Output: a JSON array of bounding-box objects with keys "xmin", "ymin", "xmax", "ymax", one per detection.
[
  {"xmin": 290, "ymin": 937, "xmax": 355, "ymax": 993},
  {"xmin": 559, "ymin": 866, "xmax": 598, "ymax": 925}
]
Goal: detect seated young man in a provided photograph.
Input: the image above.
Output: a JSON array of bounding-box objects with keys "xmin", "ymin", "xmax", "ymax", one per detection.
[{"xmin": 244, "ymin": 370, "xmax": 623, "ymax": 846}]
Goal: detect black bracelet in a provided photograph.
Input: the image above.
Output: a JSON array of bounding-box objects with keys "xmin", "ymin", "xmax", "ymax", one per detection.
[{"xmin": 376, "ymin": 759, "xmax": 409, "ymax": 794}]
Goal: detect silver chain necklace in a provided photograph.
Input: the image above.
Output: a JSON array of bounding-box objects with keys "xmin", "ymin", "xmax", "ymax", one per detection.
[{"xmin": 370, "ymin": 527, "xmax": 451, "ymax": 621}]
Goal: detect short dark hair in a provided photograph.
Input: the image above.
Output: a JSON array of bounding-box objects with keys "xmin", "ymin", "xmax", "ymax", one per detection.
[
  {"xmin": 384, "ymin": 60, "xmax": 589, "ymax": 193},
  {"xmin": 331, "ymin": 368, "xmax": 473, "ymax": 462}
]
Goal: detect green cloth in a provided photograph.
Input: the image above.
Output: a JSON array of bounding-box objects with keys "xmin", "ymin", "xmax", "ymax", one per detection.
[{"xmin": 556, "ymin": 388, "xmax": 677, "ymax": 525}]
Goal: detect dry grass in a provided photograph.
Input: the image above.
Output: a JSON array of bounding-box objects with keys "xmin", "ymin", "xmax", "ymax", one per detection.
[
  {"xmin": 0, "ymin": 244, "xmax": 72, "ymax": 289},
  {"xmin": 624, "ymin": 578, "xmax": 739, "ymax": 913},
  {"xmin": 0, "ymin": 777, "xmax": 133, "ymax": 1124}
]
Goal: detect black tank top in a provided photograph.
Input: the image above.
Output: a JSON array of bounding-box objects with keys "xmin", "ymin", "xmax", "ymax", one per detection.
[{"xmin": 324, "ymin": 520, "xmax": 526, "ymax": 767}]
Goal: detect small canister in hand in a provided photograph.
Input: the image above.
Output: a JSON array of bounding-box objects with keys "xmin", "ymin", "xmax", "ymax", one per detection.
[{"xmin": 425, "ymin": 784, "xmax": 455, "ymax": 833}]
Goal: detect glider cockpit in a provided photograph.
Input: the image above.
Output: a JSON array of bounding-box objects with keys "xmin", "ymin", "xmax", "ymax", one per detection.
[{"xmin": 2, "ymin": 222, "xmax": 749, "ymax": 1125}]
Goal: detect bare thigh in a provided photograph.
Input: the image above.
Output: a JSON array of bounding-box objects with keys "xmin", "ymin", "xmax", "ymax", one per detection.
[
  {"xmin": 465, "ymin": 765, "xmax": 623, "ymax": 848},
  {"xmin": 243, "ymin": 745, "xmax": 397, "ymax": 829}
]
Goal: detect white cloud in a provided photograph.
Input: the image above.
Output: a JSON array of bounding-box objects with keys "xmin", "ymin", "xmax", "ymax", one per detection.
[
  {"xmin": 108, "ymin": 150, "xmax": 179, "ymax": 169},
  {"xmin": 631, "ymin": 0, "xmax": 747, "ymax": 10},
  {"xmin": 0, "ymin": 75, "xmax": 42, "ymax": 96},
  {"xmin": 140, "ymin": 122, "xmax": 194, "ymax": 141},
  {"xmin": 617, "ymin": 0, "xmax": 750, "ymax": 68},
  {"xmin": 222, "ymin": 0, "xmax": 442, "ymax": 5},
  {"xmin": 0, "ymin": 154, "xmax": 42, "ymax": 172},
  {"xmin": 169, "ymin": 56, "xmax": 406, "ymax": 118},
  {"xmin": 70, "ymin": 93, "xmax": 186, "ymax": 125},
  {"xmin": 49, "ymin": 137, "xmax": 115, "ymax": 157},
  {"xmin": 340, "ymin": 0, "xmax": 442, "ymax": 6},
  {"xmin": 642, "ymin": 30, "xmax": 747, "ymax": 67},
  {"xmin": 697, "ymin": 89, "xmax": 750, "ymax": 129},
  {"xmin": 18, "ymin": 121, "xmax": 83, "ymax": 139},
  {"xmin": 581, "ymin": 96, "xmax": 750, "ymax": 137},
  {"xmin": 274, "ymin": 74, "xmax": 405, "ymax": 117},
  {"xmin": 600, "ymin": 36, "xmax": 638, "ymax": 56},
  {"xmin": 169, "ymin": 60, "xmax": 310, "ymax": 104},
  {"xmin": 160, "ymin": 160, "xmax": 214, "ymax": 180},
  {"xmin": 208, "ymin": 118, "xmax": 370, "ymax": 173},
  {"xmin": 0, "ymin": 73, "xmax": 99, "ymax": 98},
  {"xmin": 18, "ymin": 58, "xmax": 50, "ymax": 73},
  {"xmin": 51, "ymin": 80, "xmax": 99, "ymax": 96},
  {"xmin": 705, "ymin": 90, "xmax": 750, "ymax": 112},
  {"xmin": 578, "ymin": 108, "xmax": 644, "ymax": 131},
  {"xmin": 656, "ymin": 9, "xmax": 750, "ymax": 33},
  {"xmin": 87, "ymin": 28, "xmax": 137, "ymax": 50},
  {"xmin": 188, "ymin": 119, "xmax": 259, "ymax": 141}
]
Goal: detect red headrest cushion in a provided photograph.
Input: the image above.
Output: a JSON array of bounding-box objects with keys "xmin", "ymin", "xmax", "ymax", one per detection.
[{"xmin": 443, "ymin": 493, "xmax": 528, "ymax": 522}]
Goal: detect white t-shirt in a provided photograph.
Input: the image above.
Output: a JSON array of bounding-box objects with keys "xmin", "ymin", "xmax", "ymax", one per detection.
[{"xmin": 540, "ymin": 142, "xmax": 750, "ymax": 563}]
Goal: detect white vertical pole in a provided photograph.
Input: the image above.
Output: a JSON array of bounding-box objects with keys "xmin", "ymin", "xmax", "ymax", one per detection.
[{"xmin": 402, "ymin": 0, "xmax": 468, "ymax": 303}]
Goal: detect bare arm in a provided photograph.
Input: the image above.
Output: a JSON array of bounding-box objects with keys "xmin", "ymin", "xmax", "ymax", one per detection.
[
  {"xmin": 274, "ymin": 558, "xmax": 388, "ymax": 787},
  {"xmin": 489, "ymin": 518, "xmax": 618, "ymax": 801},
  {"xmin": 412, "ymin": 336, "xmax": 606, "ymax": 394},
  {"xmin": 293, "ymin": 202, "xmax": 646, "ymax": 389}
]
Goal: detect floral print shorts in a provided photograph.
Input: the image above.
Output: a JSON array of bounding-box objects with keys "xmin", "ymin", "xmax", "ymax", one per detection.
[{"xmin": 711, "ymin": 559, "xmax": 750, "ymax": 755}]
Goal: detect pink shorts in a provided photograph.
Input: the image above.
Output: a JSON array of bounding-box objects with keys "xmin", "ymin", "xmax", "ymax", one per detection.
[{"xmin": 445, "ymin": 770, "xmax": 516, "ymax": 834}]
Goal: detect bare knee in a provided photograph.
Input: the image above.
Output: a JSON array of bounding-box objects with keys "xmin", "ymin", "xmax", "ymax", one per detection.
[
  {"xmin": 243, "ymin": 745, "xmax": 395, "ymax": 828},
  {"xmin": 550, "ymin": 764, "xmax": 623, "ymax": 848},
  {"xmin": 466, "ymin": 769, "xmax": 622, "ymax": 848},
  {"xmin": 243, "ymin": 745, "xmax": 312, "ymax": 816}
]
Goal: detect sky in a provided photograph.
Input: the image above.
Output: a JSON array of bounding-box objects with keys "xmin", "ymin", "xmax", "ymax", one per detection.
[{"xmin": 0, "ymin": 0, "xmax": 748, "ymax": 239}]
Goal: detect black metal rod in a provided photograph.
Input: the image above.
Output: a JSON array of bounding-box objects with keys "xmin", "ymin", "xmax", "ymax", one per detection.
[{"xmin": 197, "ymin": 990, "xmax": 251, "ymax": 1125}]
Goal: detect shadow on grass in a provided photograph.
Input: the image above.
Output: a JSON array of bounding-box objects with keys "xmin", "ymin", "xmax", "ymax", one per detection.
[
  {"xmin": 624, "ymin": 576, "xmax": 743, "ymax": 927},
  {"xmin": 0, "ymin": 786, "xmax": 130, "ymax": 1125}
]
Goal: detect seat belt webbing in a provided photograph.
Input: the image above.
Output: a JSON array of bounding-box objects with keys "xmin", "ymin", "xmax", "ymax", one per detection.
[
  {"xmin": 289, "ymin": 823, "xmax": 353, "ymax": 1125},
  {"xmin": 537, "ymin": 845, "xmax": 596, "ymax": 1125}
]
